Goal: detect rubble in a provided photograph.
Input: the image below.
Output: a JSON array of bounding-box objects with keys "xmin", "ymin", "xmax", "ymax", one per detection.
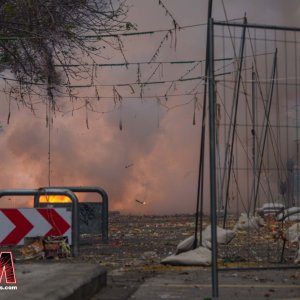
[{"xmin": 16, "ymin": 236, "xmax": 71, "ymax": 261}]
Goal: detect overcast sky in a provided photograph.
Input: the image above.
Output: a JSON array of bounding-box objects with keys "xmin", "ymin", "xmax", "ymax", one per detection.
[{"xmin": 0, "ymin": 0, "xmax": 299, "ymax": 214}]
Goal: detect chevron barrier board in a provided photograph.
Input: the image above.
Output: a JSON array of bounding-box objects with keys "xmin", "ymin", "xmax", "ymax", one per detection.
[{"xmin": 0, "ymin": 208, "xmax": 71, "ymax": 245}]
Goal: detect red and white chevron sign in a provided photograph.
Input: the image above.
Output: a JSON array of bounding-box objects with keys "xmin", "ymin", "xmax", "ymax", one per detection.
[{"xmin": 0, "ymin": 208, "xmax": 71, "ymax": 245}]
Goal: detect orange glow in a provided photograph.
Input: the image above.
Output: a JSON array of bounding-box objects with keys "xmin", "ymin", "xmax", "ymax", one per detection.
[{"xmin": 39, "ymin": 195, "xmax": 72, "ymax": 203}]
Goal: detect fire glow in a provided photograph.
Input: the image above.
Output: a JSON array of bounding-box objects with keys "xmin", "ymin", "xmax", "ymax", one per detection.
[{"xmin": 39, "ymin": 195, "xmax": 72, "ymax": 203}]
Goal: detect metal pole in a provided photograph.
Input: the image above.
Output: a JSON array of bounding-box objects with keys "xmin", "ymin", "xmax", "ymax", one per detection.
[
  {"xmin": 253, "ymin": 49, "xmax": 278, "ymax": 213},
  {"xmin": 0, "ymin": 188, "xmax": 79, "ymax": 256},
  {"xmin": 250, "ymin": 66, "xmax": 257, "ymax": 214},
  {"xmin": 194, "ymin": 0, "xmax": 213, "ymax": 249},
  {"xmin": 213, "ymin": 21, "xmax": 300, "ymax": 32},
  {"xmin": 208, "ymin": 17, "xmax": 219, "ymax": 298},
  {"xmin": 223, "ymin": 16, "xmax": 247, "ymax": 227}
]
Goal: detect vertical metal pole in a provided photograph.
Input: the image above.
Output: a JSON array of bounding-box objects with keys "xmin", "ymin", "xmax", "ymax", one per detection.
[
  {"xmin": 253, "ymin": 49, "xmax": 278, "ymax": 214},
  {"xmin": 251, "ymin": 66, "xmax": 257, "ymax": 214},
  {"xmin": 194, "ymin": 0, "xmax": 213, "ymax": 249},
  {"xmin": 223, "ymin": 16, "xmax": 247, "ymax": 227},
  {"xmin": 208, "ymin": 17, "xmax": 219, "ymax": 298}
]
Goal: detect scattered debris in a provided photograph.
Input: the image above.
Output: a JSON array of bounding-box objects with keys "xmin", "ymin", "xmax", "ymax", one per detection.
[
  {"xmin": 7, "ymin": 213, "xmax": 299, "ymax": 269},
  {"xmin": 125, "ymin": 163, "xmax": 134, "ymax": 169},
  {"xmin": 19, "ymin": 237, "xmax": 44, "ymax": 260},
  {"xmin": 43, "ymin": 236, "xmax": 71, "ymax": 259},
  {"xmin": 17, "ymin": 236, "xmax": 71, "ymax": 260},
  {"xmin": 135, "ymin": 199, "xmax": 146, "ymax": 205}
]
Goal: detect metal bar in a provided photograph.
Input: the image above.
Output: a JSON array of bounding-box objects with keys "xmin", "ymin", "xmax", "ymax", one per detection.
[
  {"xmin": 218, "ymin": 265, "xmax": 300, "ymax": 272},
  {"xmin": 223, "ymin": 16, "xmax": 247, "ymax": 227},
  {"xmin": 0, "ymin": 188, "xmax": 79, "ymax": 256},
  {"xmin": 35, "ymin": 186, "xmax": 109, "ymax": 243},
  {"xmin": 250, "ymin": 67, "xmax": 257, "ymax": 214},
  {"xmin": 208, "ymin": 17, "xmax": 219, "ymax": 298},
  {"xmin": 253, "ymin": 49, "xmax": 278, "ymax": 214},
  {"xmin": 214, "ymin": 21, "xmax": 300, "ymax": 32},
  {"xmin": 194, "ymin": 0, "xmax": 213, "ymax": 250}
]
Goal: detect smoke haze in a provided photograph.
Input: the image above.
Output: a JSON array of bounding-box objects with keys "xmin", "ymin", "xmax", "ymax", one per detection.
[{"xmin": 0, "ymin": 0, "xmax": 299, "ymax": 214}]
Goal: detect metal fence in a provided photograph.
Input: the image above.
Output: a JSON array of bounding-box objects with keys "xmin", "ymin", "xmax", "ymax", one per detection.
[{"xmin": 207, "ymin": 18, "xmax": 300, "ymax": 296}]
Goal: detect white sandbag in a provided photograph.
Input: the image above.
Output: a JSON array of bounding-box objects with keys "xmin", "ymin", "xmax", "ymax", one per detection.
[
  {"xmin": 202, "ymin": 225, "xmax": 236, "ymax": 244},
  {"xmin": 277, "ymin": 207, "xmax": 300, "ymax": 221},
  {"xmin": 176, "ymin": 225, "xmax": 235, "ymax": 254},
  {"xmin": 262, "ymin": 202, "xmax": 285, "ymax": 210},
  {"xmin": 161, "ymin": 246, "xmax": 211, "ymax": 266},
  {"xmin": 176, "ymin": 235, "xmax": 195, "ymax": 254},
  {"xmin": 283, "ymin": 214, "xmax": 300, "ymax": 222},
  {"xmin": 257, "ymin": 202, "xmax": 284, "ymax": 216},
  {"xmin": 233, "ymin": 213, "xmax": 264, "ymax": 231},
  {"xmin": 285, "ymin": 223, "xmax": 300, "ymax": 242}
]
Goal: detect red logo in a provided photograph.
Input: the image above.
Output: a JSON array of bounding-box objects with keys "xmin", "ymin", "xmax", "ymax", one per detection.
[{"xmin": 0, "ymin": 252, "xmax": 17, "ymax": 284}]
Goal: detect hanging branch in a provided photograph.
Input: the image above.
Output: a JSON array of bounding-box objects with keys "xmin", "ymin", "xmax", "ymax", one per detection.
[
  {"xmin": 192, "ymin": 94, "xmax": 199, "ymax": 125},
  {"xmin": 7, "ymin": 96, "xmax": 11, "ymax": 124},
  {"xmin": 137, "ymin": 63, "xmax": 141, "ymax": 83},
  {"xmin": 113, "ymin": 85, "xmax": 123, "ymax": 130},
  {"xmin": 95, "ymin": 86, "xmax": 100, "ymax": 101},
  {"xmin": 119, "ymin": 101, "xmax": 123, "ymax": 131},
  {"xmin": 116, "ymin": 36, "xmax": 129, "ymax": 67},
  {"xmin": 156, "ymin": 97, "xmax": 160, "ymax": 128},
  {"xmin": 85, "ymin": 100, "xmax": 90, "ymax": 129},
  {"xmin": 113, "ymin": 85, "xmax": 123, "ymax": 105},
  {"xmin": 158, "ymin": 0, "xmax": 180, "ymax": 30},
  {"xmin": 149, "ymin": 31, "xmax": 170, "ymax": 63}
]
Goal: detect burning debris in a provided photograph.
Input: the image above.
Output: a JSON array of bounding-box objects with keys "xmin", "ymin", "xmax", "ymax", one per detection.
[
  {"xmin": 125, "ymin": 163, "xmax": 134, "ymax": 169},
  {"xmin": 135, "ymin": 199, "xmax": 146, "ymax": 205}
]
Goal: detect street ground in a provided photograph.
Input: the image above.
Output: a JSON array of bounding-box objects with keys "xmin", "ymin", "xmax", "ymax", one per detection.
[{"xmin": 2, "ymin": 213, "xmax": 300, "ymax": 299}]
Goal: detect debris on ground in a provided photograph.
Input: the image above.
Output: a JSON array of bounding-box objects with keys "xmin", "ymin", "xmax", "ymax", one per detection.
[
  {"xmin": 4, "ymin": 213, "xmax": 299, "ymax": 269},
  {"xmin": 18, "ymin": 237, "xmax": 44, "ymax": 260},
  {"xmin": 17, "ymin": 236, "xmax": 71, "ymax": 260}
]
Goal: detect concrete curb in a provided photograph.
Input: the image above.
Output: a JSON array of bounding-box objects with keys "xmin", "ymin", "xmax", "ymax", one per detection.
[{"xmin": 0, "ymin": 263, "xmax": 106, "ymax": 300}]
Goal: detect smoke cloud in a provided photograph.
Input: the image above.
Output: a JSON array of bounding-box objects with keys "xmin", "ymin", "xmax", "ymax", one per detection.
[{"xmin": 0, "ymin": 0, "xmax": 299, "ymax": 214}]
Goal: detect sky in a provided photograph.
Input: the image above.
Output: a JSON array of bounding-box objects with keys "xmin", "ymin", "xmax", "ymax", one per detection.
[{"xmin": 0, "ymin": 0, "xmax": 299, "ymax": 214}]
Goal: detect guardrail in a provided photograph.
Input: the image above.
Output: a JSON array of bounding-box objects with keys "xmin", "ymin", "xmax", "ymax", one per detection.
[
  {"xmin": 0, "ymin": 188, "xmax": 79, "ymax": 256},
  {"xmin": 34, "ymin": 186, "xmax": 109, "ymax": 243}
]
